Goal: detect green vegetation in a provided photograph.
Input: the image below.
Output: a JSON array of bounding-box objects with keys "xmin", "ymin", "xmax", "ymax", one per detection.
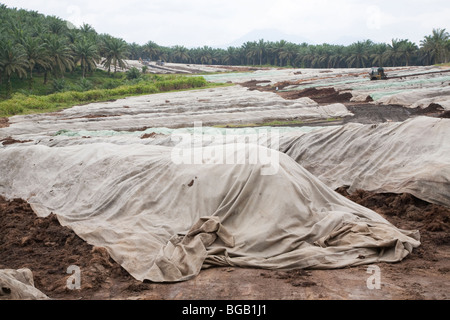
[
  {"xmin": 0, "ymin": 74, "xmax": 220, "ymax": 117},
  {"xmin": 0, "ymin": 5, "xmax": 133, "ymax": 99},
  {"xmin": 0, "ymin": 5, "xmax": 232, "ymax": 117},
  {"xmin": 435, "ymin": 62, "xmax": 450, "ymax": 67}
]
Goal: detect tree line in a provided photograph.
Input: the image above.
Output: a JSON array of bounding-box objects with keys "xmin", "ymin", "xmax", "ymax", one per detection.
[
  {"xmin": 0, "ymin": 5, "xmax": 129, "ymax": 97},
  {"xmin": 1, "ymin": 4, "xmax": 449, "ymax": 98},
  {"xmin": 136, "ymin": 32, "xmax": 449, "ymax": 68}
]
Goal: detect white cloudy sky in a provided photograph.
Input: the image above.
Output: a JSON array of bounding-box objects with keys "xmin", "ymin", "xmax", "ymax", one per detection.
[{"xmin": 2, "ymin": 0, "xmax": 449, "ymax": 47}]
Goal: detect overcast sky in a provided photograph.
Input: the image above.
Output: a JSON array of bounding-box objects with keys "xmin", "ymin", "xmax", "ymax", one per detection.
[{"xmin": 2, "ymin": 0, "xmax": 449, "ymax": 48}]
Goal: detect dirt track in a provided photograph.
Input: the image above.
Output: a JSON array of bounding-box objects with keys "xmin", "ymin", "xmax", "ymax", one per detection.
[{"xmin": 1, "ymin": 190, "xmax": 448, "ymax": 300}]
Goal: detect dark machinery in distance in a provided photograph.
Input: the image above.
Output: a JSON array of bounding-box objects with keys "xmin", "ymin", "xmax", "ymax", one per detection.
[{"xmin": 369, "ymin": 67, "xmax": 388, "ymax": 80}]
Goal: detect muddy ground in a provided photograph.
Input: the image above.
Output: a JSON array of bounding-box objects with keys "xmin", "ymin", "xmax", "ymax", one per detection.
[
  {"xmin": 1, "ymin": 189, "xmax": 448, "ymax": 300},
  {"xmin": 0, "ymin": 117, "xmax": 8, "ymax": 129},
  {"xmin": 239, "ymin": 80, "xmax": 449, "ymax": 127}
]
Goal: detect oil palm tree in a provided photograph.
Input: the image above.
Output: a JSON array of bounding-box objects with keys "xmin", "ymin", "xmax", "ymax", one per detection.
[
  {"xmin": 212, "ymin": 49, "xmax": 225, "ymax": 65},
  {"xmin": 420, "ymin": 28, "xmax": 449, "ymax": 64},
  {"xmin": 72, "ymin": 37, "xmax": 100, "ymax": 77},
  {"xmin": 143, "ymin": 41, "xmax": 160, "ymax": 61},
  {"xmin": 47, "ymin": 17, "xmax": 67, "ymax": 36},
  {"xmin": 346, "ymin": 41, "xmax": 369, "ymax": 68},
  {"xmin": 328, "ymin": 45, "xmax": 345, "ymax": 68},
  {"xmin": 79, "ymin": 23, "xmax": 97, "ymax": 41},
  {"xmin": 399, "ymin": 40, "xmax": 418, "ymax": 66},
  {"xmin": 239, "ymin": 41, "xmax": 254, "ymax": 65},
  {"xmin": 46, "ymin": 35, "xmax": 75, "ymax": 78},
  {"xmin": 0, "ymin": 41, "xmax": 28, "ymax": 97},
  {"xmin": 384, "ymin": 39, "xmax": 405, "ymax": 66},
  {"xmin": 128, "ymin": 42, "xmax": 142, "ymax": 60},
  {"xmin": 101, "ymin": 36, "xmax": 129, "ymax": 73},
  {"xmin": 0, "ymin": 33, "xmax": 6, "ymax": 85},
  {"xmin": 255, "ymin": 39, "xmax": 266, "ymax": 66},
  {"xmin": 244, "ymin": 42, "xmax": 258, "ymax": 65},
  {"xmin": 371, "ymin": 43, "xmax": 388, "ymax": 67},
  {"xmin": 274, "ymin": 40, "xmax": 288, "ymax": 66},
  {"xmin": 172, "ymin": 45, "xmax": 190, "ymax": 63},
  {"xmin": 158, "ymin": 47, "xmax": 170, "ymax": 63},
  {"xmin": 21, "ymin": 36, "xmax": 51, "ymax": 89},
  {"xmin": 279, "ymin": 43, "xmax": 297, "ymax": 67},
  {"xmin": 302, "ymin": 46, "xmax": 322, "ymax": 68},
  {"xmin": 223, "ymin": 46, "xmax": 237, "ymax": 65},
  {"xmin": 199, "ymin": 46, "xmax": 213, "ymax": 65}
]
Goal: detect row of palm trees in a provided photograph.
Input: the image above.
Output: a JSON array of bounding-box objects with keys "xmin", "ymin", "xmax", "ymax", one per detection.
[
  {"xmin": 133, "ymin": 30, "xmax": 449, "ymax": 69},
  {"xmin": 1, "ymin": 4, "xmax": 449, "ymax": 98},
  {"xmin": 0, "ymin": 5, "xmax": 130, "ymax": 97}
]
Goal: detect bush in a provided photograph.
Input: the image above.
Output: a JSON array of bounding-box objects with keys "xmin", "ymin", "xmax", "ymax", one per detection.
[
  {"xmin": 10, "ymin": 93, "xmax": 28, "ymax": 100},
  {"xmin": 48, "ymin": 92, "xmax": 72, "ymax": 103},
  {"xmin": 149, "ymin": 74, "xmax": 164, "ymax": 82},
  {"xmin": 0, "ymin": 102, "xmax": 24, "ymax": 116},
  {"xmin": 154, "ymin": 76, "xmax": 207, "ymax": 91},
  {"xmin": 109, "ymin": 86, "xmax": 130, "ymax": 96},
  {"xmin": 17, "ymin": 89, "xmax": 32, "ymax": 96},
  {"xmin": 81, "ymin": 90, "xmax": 107, "ymax": 101},
  {"xmin": 68, "ymin": 91, "xmax": 84, "ymax": 101},
  {"xmin": 0, "ymin": 75, "xmax": 211, "ymax": 117},
  {"xmin": 126, "ymin": 67, "xmax": 141, "ymax": 80},
  {"xmin": 52, "ymin": 78, "xmax": 68, "ymax": 93},
  {"xmin": 102, "ymin": 79, "xmax": 121, "ymax": 89},
  {"xmin": 22, "ymin": 96, "xmax": 48, "ymax": 110},
  {"xmin": 76, "ymin": 78, "xmax": 93, "ymax": 92}
]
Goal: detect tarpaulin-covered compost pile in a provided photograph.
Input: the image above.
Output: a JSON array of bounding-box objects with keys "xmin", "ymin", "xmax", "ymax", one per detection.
[
  {"xmin": 276, "ymin": 116, "xmax": 450, "ymax": 207},
  {"xmin": 4, "ymin": 66, "xmax": 449, "ymax": 285},
  {"xmin": 0, "ymin": 85, "xmax": 350, "ymax": 138},
  {"xmin": 0, "ymin": 141, "xmax": 420, "ymax": 282}
]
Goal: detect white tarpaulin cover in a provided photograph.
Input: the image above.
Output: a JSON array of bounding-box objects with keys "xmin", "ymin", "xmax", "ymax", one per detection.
[
  {"xmin": 0, "ymin": 86, "xmax": 350, "ymax": 139},
  {"xmin": 0, "ymin": 269, "xmax": 48, "ymax": 300},
  {"xmin": 0, "ymin": 142, "xmax": 420, "ymax": 282},
  {"xmin": 276, "ymin": 116, "xmax": 450, "ymax": 207},
  {"xmin": 375, "ymin": 87, "xmax": 450, "ymax": 109}
]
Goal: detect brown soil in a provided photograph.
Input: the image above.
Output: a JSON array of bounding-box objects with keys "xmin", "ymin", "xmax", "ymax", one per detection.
[
  {"xmin": 411, "ymin": 103, "xmax": 450, "ymax": 119},
  {"xmin": 1, "ymin": 189, "xmax": 449, "ymax": 300},
  {"xmin": 344, "ymin": 104, "xmax": 416, "ymax": 124},
  {"xmin": 334, "ymin": 187, "xmax": 450, "ymax": 234},
  {"xmin": 240, "ymin": 79, "xmax": 296, "ymax": 92},
  {"xmin": 240, "ymin": 79, "xmax": 272, "ymax": 90},
  {"xmin": 0, "ymin": 117, "xmax": 9, "ymax": 128},
  {"xmin": 140, "ymin": 132, "xmax": 156, "ymax": 139},
  {"xmin": 240, "ymin": 80, "xmax": 353, "ymax": 104},
  {"xmin": 239, "ymin": 79, "xmax": 447, "ymax": 126},
  {"xmin": 442, "ymin": 110, "xmax": 450, "ymax": 118},
  {"xmin": 1, "ymin": 137, "xmax": 32, "ymax": 145},
  {"xmin": 277, "ymin": 87, "xmax": 353, "ymax": 103},
  {"xmin": 0, "ymin": 196, "xmax": 137, "ymax": 300}
]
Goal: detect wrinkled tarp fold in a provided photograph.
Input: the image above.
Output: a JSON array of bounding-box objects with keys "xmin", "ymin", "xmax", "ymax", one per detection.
[
  {"xmin": 0, "ymin": 269, "xmax": 49, "ymax": 300},
  {"xmin": 0, "ymin": 143, "xmax": 420, "ymax": 282},
  {"xmin": 276, "ymin": 117, "xmax": 450, "ymax": 207}
]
